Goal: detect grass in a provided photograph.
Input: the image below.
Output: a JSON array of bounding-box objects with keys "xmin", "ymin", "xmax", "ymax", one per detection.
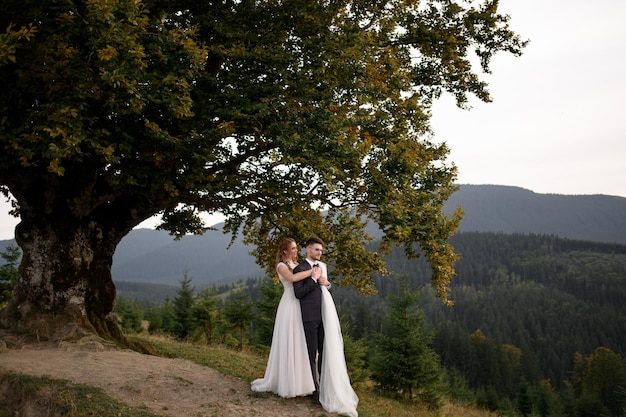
[
  {"xmin": 0, "ymin": 333, "xmax": 500, "ymax": 417},
  {"xmin": 0, "ymin": 372, "xmax": 159, "ymax": 417},
  {"xmin": 129, "ymin": 334, "xmax": 501, "ymax": 417},
  {"xmin": 131, "ymin": 334, "xmax": 267, "ymax": 381}
]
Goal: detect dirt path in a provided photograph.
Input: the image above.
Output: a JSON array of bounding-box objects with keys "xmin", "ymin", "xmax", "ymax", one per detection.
[{"xmin": 0, "ymin": 336, "xmax": 335, "ymax": 417}]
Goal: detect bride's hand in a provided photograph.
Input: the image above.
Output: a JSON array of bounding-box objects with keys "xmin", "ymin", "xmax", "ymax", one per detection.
[{"xmin": 311, "ymin": 266, "xmax": 322, "ymax": 280}]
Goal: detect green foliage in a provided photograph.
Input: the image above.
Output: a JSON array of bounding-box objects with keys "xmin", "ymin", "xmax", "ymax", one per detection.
[
  {"xmin": 191, "ymin": 288, "xmax": 219, "ymax": 345},
  {"xmin": 0, "ymin": 244, "xmax": 19, "ymax": 305},
  {"xmin": 443, "ymin": 368, "xmax": 476, "ymax": 405},
  {"xmin": 392, "ymin": 232, "xmax": 626, "ymax": 388},
  {"xmin": 455, "ymin": 330, "xmax": 526, "ymax": 402},
  {"xmin": 532, "ymin": 379, "xmax": 565, "ymax": 417},
  {"xmin": 115, "ymin": 296, "xmax": 144, "ymax": 334},
  {"xmin": 517, "ymin": 380, "xmax": 533, "ymax": 417},
  {"xmin": 569, "ymin": 347, "xmax": 626, "ymax": 417},
  {"xmin": 222, "ymin": 290, "xmax": 254, "ymax": 351},
  {"xmin": 343, "ymin": 330, "xmax": 371, "ymax": 388},
  {"xmin": 251, "ymin": 277, "xmax": 283, "ymax": 347},
  {"xmin": 1, "ymin": 1, "xmax": 528, "ymax": 319},
  {"xmin": 369, "ymin": 277, "xmax": 445, "ymax": 409},
  {"xmin": 172, "ymin": 271, "xmax": 196, "ymax": 340},
  {"xmin": 146, "ymin": 298, "xmax": 176, "ymax": 335}
]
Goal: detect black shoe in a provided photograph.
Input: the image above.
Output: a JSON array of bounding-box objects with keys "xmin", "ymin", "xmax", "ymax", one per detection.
[{"xmin": 311, "ymin": 390, "xmax": 320, "ymax": 403}]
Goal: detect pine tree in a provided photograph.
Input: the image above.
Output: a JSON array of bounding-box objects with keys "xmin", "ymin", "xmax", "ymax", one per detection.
[
  {"xmin": 253, "ymin": 277, "xmax": 283, "ymax": 346},
  {"xmin": 115, "ymin": 296, "xmax": 143, "ymax": 334},
  {"xmin": 172, "ymin": 271, "xmax": 196, "ymax": 340},
  {"xmin": 192, "ymin": 288, "xmax": 219, "ymax": 345},
  {"xmin": 147, "ymin": 298, "xmax": 176, "ymax": 335},
  {"xmin": 369, "ymin": 276, "xmax": 445, "ymax": 409},
  {"xmin": 570, "ymin": 347, "xmax": 626, "ymax": 417},
  {"xmin": 517, "ymin": 380, "xmax": 533, "ymax": 417},
  {"xmin": 222, "ymin": 290, "xmax": 254, "ymax": 351},
  {"xmin": 343, "ymin": 329, "xmax": 370, "ymax": 387}
]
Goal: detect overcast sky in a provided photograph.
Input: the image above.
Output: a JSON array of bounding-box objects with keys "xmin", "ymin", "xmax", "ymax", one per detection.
[
  {"xmin": 1, "ymin": 0, "xmax": 624, "ymax": 240},
  {"xmin": 431, "ymin": 0, "xmax": 626, "ymax": 198}
]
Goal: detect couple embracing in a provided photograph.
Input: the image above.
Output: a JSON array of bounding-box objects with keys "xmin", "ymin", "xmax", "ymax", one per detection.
[{"xmin": 251, "ymin": 236, "xmax": 358, "ymax": 417}]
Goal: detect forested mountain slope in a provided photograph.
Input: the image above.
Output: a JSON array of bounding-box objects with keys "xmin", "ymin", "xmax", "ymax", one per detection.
[{"xmin": 333, "ymin": 232, "xmax": 626, "ymax": 387}]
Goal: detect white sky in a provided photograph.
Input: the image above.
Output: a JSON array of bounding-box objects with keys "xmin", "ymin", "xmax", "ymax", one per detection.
[
  {"xmin": 1, "ymin": 0, "xmax": 625, "ymax": 240},
  {"xmin": 431, "ymin": 0, "xmax": 626, "ymax": 198}
]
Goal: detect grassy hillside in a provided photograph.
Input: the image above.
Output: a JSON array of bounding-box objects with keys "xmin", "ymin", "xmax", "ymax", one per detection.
[{"xmin": 0, "ymin": 335, "xmax": 500, "ymax": 417}]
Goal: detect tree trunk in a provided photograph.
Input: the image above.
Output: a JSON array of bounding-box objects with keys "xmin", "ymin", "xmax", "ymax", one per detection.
[{"xmin": 0, "ymin": 215, "xmax": 127, "ymax": 343}]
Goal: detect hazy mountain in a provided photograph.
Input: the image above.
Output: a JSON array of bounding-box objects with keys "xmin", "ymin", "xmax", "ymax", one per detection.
[
  {"xmin": 111, "ymin": 227, "xmax": 263, "ymax": 286},
  {"xmin": 112, "ymin": 184, "xmax": 626, "ymax": 286},
  {"xmin": 2, "ymin": 185, "xmax": 625, "ymax": 287},
  {"xmin": 445, "ymin": 185, "xmax": 626, "ymax": 243}
]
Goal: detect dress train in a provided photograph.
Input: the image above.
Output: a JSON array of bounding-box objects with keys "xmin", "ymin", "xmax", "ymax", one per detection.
[{"xmin": 319, "ymin": 286, "xmax": 359, "ymax": 417}]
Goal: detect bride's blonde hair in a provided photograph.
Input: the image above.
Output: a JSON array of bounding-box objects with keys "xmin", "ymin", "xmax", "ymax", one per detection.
[{"xmin": 276, "ymin": 237, "xmax": 298, "ymax": 269}]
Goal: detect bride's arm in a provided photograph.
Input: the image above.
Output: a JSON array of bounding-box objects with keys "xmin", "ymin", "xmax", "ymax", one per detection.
[{"xmin": 277, "ymin": 263, "xmax": 321, "ymax": 282}]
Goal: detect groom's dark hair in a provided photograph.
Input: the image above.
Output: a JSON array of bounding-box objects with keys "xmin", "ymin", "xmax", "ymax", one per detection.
[{"xmin": 305, "ymin": 236, "xmax": 324, "ymax": 247}]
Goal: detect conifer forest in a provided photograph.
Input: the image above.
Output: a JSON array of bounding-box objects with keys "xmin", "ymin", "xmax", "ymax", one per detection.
[{"xmin": 105, "ymin": 232, "xmax": 626, "ymax": 417}]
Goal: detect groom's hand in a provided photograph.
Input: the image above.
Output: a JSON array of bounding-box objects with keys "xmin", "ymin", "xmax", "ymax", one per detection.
[{"xmin": 318, "ymin": 276, "xmax": 329, "ymax": 286}]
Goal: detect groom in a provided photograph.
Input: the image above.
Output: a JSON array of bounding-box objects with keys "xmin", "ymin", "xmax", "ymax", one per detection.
[{"xmin": 293, "ymin": 236, "xmax": 330, "ymax": 402}]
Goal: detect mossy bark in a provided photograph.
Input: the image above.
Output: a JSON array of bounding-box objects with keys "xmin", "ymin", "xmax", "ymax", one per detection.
[{"xmin": 0, "ymin": 214, "xmax": 126, "ymax": 345}]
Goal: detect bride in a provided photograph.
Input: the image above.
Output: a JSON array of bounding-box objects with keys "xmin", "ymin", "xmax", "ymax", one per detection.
[
  {"xmin": 251, "ymin": 238, "xmax": 358, "ymax": 416},
  {"xmin": 251, "ymin": 237, "xmax": 318, "ymax": 397}
]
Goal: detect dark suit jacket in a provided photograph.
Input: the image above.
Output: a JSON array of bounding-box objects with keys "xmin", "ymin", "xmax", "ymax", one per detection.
[{"xmin": 293, "ymin": 260, "xmax": 322, "ymax": 322}]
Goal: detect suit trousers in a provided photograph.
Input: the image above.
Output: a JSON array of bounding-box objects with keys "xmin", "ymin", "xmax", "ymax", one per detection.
[{"xmin": 303, "ymin": 318, "xmax": 325, "ymax": 391}]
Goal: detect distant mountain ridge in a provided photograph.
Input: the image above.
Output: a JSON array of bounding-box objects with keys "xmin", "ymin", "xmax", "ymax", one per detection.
[
  {"xmin": 111, "ymin": 228, "xmax": 263, "ymax": 286},
  {"xmin": 445, "ymin": 184, "xmax": 626, "ymax": 243},
  {"xmin": 1, "ymin": 185, "xmax": 625, "ymax": 286}
]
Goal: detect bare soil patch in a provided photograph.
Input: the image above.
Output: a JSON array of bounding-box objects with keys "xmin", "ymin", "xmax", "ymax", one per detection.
[{"xmin": 0, "ymin": 336, "xmax": 337, "ymax": 417}]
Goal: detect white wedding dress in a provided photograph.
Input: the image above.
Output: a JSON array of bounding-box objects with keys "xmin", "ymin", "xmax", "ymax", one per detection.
[
  {"xmin": 250, "ymin": 262, "xmax": 316, "ymax": 397},
  {"xmin": 320, "ymin": 285, "xmax": 359, "ymax": 417}
]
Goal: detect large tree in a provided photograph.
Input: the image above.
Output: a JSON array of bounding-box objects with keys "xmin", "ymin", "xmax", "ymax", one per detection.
[{"xmin": 0, "ymin": 0, "xmax": 525, "ymax": 342}]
